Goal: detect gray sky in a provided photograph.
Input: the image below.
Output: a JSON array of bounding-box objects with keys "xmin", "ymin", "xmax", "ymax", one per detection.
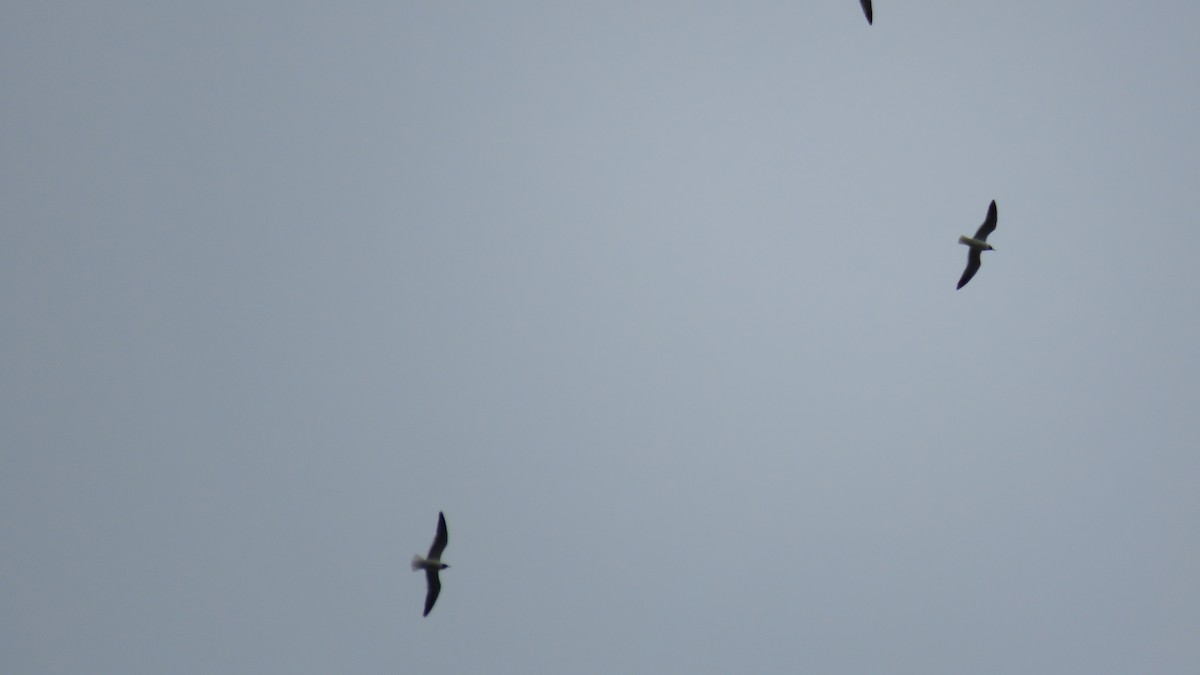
[{"xmin": 3, "ymin": 2, "xmax": 1198, "ymax": 673}]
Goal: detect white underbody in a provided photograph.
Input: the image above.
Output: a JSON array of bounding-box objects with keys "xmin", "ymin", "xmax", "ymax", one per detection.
[
  {"xmin": 412, "ymin": 555, "xmax": 448, "ymax": 571},
  {"xmin": 959, "ymin": 235, "xmax": 993, "ymax": 250}
]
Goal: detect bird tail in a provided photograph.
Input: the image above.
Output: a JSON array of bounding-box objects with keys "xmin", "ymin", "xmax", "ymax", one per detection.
[
  {"xmin": 411, "ymin": 555, "xmax": 424, "ymax": 571},
  {"xmin": 958, "ymin": 235, "xmax": 971, "ymax": 246}
]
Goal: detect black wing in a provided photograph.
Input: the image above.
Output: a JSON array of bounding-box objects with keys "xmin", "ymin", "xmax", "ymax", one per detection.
[
  {"xmin": 860, "ymin": 0, "xmax": 873, "ymax": 24},
  {"xmin": 973, "ymin": 200, "xmax": 998, "ymax": 241},
  {"xmin": 423, "ymin": 569, "xmax": 441, "ymax": 616},
  {"xmin": 957, "ymin": 248, "xmax": 982, "ymax": 290},
  {"xmin": 427, "ymin": 511, "xmax": 448, "ymax": 559}
]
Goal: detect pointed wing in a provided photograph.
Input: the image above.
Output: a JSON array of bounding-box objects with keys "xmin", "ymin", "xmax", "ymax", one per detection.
[
  {"xmin": 423, "ymin": 569, "xmax": 441, "ymax": 616},
  {"xmin": 427, "ymin": 512, "xmax": 448, "ymax": 559},
  {"xmin": 860, "ymin": 0, "xmax": 873, "ymax": 24},
  {"xmin": 957, "ymin": 249, "xmax": 982, "ymax": 289},
  {"xmin": 973, "ymin": 200, "xmax": 998, "ymax": 241}
]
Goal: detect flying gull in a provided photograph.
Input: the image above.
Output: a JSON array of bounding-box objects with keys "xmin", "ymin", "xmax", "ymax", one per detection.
[
  {"xmin": 956, "ymin": 200, "xmax": 998, "ymax": 290},
  {"xmin": 860, "ymin": 0, "xmax": 873, "ymax": 24},
  {"xmin": 411, "ymin": 511, "xmax": 449, "ymax": 616}
]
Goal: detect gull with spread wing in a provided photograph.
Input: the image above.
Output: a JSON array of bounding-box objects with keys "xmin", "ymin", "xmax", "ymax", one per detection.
[
  {"xmin": 957, "ymin": 200, "xmax": 999, "ymax": 290},
  {"xmin": 411, "ymin": 512, "xmax": 450, "ymax": 617}
]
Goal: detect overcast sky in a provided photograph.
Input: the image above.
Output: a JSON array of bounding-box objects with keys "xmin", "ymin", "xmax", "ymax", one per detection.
[{"xmin": 3, "ymin": 2, "xmax": 1199, "ymax": 673}]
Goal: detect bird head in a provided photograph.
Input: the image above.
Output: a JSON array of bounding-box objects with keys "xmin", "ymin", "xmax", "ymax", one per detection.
[{"xmin": 984, "ymin": 244, "xmax": 995, "ymax": 251}]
